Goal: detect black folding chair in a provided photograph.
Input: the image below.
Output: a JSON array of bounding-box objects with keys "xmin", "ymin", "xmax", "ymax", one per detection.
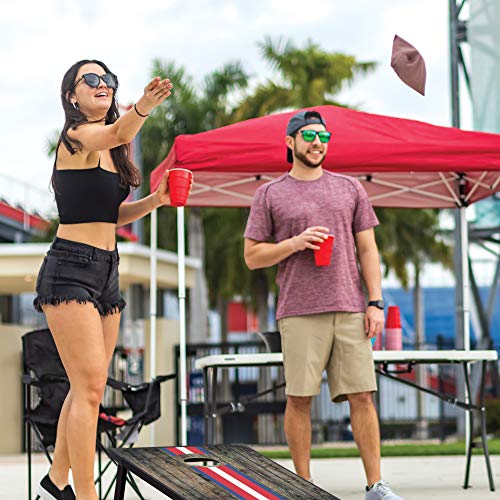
[
  {"xmin": 95, "ymin": 374, "xmax": 176, "ymax": 500},
  {"xmin": 21, "ymin": 328, "xmax": 176, "ymax": 500},
  {"xmin": 22, "ymin": 328, "xmax": 69, "ymax": 500}
]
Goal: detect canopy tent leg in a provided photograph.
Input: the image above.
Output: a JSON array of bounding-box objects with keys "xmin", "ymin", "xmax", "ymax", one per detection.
[
  {"xmin": 149, "ymin": 208, "xmax": 158, "ymax": 445},
  {"xmin": 177, "ymin": 207, "xmax": 188, "ymax": 445}
]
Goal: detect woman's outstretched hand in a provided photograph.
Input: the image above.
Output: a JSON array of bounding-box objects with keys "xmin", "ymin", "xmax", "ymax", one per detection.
[{"xmin": 135, "ymin": 77, "xmax": 173, "ymax": 116}]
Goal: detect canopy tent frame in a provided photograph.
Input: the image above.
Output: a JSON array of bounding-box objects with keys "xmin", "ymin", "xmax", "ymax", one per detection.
[{"xmin": 148, "ymin": 104, "xmax": 500, "ymax": 446}]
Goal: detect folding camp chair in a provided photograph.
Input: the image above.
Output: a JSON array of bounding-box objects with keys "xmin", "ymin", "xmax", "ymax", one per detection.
[
  {"xmin": 22, "ymin": 328, "xmax": 69, "ymax": 500},
  {"xmin": 21, "ymin": 328, "xmax": 176, "ymax": 500},
  {"xmin": 95, "ymin": 373, "xmax": 176, "ymax": 500}
]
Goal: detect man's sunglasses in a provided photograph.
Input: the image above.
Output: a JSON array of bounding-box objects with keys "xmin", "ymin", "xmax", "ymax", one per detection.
[
  {"xmin": 299, "ymin": 130, "xmax": 332, "ymax": 143},
  {"xmin": 70, "ymin": 73, "xmax": 118, "ymax": 92}
]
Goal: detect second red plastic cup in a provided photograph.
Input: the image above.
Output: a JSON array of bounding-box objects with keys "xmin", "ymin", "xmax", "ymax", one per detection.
[
  {"xmin": 168, "ymin": 168, "xmax": 193, "ymax": 207},
  {"xmin": 314, "ymin": 235, "xmax": 334, "ymax": 266}
]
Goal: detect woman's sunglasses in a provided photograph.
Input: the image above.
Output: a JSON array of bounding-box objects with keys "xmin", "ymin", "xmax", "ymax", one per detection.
[
  {"xmin": 299, "ymin": 130, "xmax": 332, "ymax": 143},
  {"xmin": 70, "ymin": 73, "xmax": 118, "ymax": 92}
]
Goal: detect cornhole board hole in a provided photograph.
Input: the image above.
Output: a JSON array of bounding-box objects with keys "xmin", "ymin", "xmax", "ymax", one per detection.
[{"xmin": 109, "ymin": 444, "xmax": 340, "ymax": 499}]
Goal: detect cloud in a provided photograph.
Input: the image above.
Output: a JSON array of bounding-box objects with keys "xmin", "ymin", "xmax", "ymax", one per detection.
[{"xmin": 0, "ymin": 0, "xmax": 460, "ymax": 213}]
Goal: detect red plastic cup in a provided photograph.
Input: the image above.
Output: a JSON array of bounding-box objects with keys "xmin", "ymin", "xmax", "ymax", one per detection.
[
  {"xmin": 314, "ymin": 235, "xmax": 334, "ymax": 266},
  {"xmin": 168, "ymin": 168, "xmax": 193, "ymax": 207},
  {"xmin": 386, "ymin": 305, "xmax": 402, "ymax": 329},
  {"xmin": 385, "ymin": 305, "xmax": 403, "ymax": 350}
]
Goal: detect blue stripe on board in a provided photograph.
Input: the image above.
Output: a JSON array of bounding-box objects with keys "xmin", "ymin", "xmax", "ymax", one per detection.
[
  {"xmin": 224, "ymin": 464, "xmax": 287, "ymax": 500},
  {"xmin": 193, "ymin": 466, "xmax": 247, "ymax": 500},
  {"xmin": 160, "ymin": 447, "xmax": 179, "ymax": 457},
  {"xmin": 194, "ymin": 446, "xmax": 210, "ymax": 455}
]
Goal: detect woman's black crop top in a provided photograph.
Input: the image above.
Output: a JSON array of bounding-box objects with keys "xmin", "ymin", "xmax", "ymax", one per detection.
[{"xmin": 54, "ymin": 158, "xmax": 130, "ymax": 224}]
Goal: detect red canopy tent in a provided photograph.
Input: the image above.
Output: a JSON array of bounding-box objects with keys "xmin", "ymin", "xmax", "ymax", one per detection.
[
  {"xmin": 149, "ymin": 105, "xmax": 500, "ymax": 445},
  {"xmin": 151, "ymin": 104, "xmax": 500, "ymax": 208}
]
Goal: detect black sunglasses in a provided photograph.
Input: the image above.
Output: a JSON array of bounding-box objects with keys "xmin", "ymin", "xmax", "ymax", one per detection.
[
  {"xmin": 299, "ymin": 130, "xmax": 332, "ymax": 143},
  {"xmin": 70, "ymin": 72, "xmax": 118, "ymax": 92}
]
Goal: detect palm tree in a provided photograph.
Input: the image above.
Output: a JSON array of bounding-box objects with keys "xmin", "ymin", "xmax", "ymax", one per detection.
[
  {"xmin": 375, "ymin": 207, "xmax": 452, "ymax": 325},
  {"xmin": 234, "ymin": 36, "xmax": 376, "ymax": 120},
  {"xmin": 141, "ymin": 59, "xmax": 250, "ymax": 341},
  {"xmin": 375, "ymin": 207, "xmax": 452, "ymax": 438}
]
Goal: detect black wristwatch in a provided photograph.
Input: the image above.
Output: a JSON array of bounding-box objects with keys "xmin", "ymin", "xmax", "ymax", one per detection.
[{"xmin": 368, "ymin": 300, "xmax": 385, "ymax": 310}]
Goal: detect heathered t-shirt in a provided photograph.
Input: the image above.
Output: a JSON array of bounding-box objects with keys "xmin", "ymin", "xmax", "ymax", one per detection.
[{"xmin": 244, "ymin": 171, "xmax": 379, "ymax": 320}]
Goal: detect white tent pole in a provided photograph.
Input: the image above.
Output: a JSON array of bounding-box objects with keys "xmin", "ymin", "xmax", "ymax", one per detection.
[
  {"xmin": 460, "ymin": 206, "xmax": 471, "ymax": 454},
  {"xmin": 460, "ymin": 207, "xmax": 470, "ymax": 351},
  {"xmin": 149, "ymin": 208, "xmax": 158, "ymax": 445},
  {"xmin": 177, "ymin": 207, "xmax": 188, "ymax": 445}
]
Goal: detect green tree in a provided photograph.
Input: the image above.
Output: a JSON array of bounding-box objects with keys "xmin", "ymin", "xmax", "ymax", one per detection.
[
  {"xmin": 375, "ymin": 207, "xmax": 452, "ymax": 437},
  {"xmin": 141, "ymin": 58, "xmax": 250, "ymax": 341},
  {"xmin": 234, "ymin": 36, "xmax": 376, "ymax": 120}
]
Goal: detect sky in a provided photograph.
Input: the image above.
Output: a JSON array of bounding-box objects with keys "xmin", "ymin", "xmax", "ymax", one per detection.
[{"xmin": 0, "ymin": 0, "xmax": 468, "ymax": 214}]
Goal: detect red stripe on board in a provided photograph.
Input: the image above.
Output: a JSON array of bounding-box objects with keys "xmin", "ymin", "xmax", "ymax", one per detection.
[
  {"xmin": 199, "ymin": 466, "xmax": 256, "ymax": 500},
  {"xmin": 219, "ymin": 465, "xmax": 281, "ymax": 500},
  {"xmin": 187, "ymin": 446, "xmax": 206, "ymax": 455},
  {"xmin": 164, "ymin": 447, "xmax": 184, "ymax": 456}
]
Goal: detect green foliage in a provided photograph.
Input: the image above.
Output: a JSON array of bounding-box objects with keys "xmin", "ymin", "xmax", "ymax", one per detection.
[
  {"xmin": 141, "ymin": 59, "xmax": 252, "ymax": 290},
  {"xmin": 375, "ymin": 208, "xmax": 452, "ymax": 289},
  {"xmin": 485, "ymin": 398, "xmax": 500, "ymax": 438},
  {"xmin": 46, "ymin": 130, "xmax": 60, "ymax": 158},
  {"xmin": 234, "ymin": 36, "xmax": 377, "ymax": 119},
  {"xmin": 258, "ymin": 439, "xmax": 500, "ymax": 459},
  {"xmin": 202, "ymin": 207, "xmax": 277, "ymax": 308}
]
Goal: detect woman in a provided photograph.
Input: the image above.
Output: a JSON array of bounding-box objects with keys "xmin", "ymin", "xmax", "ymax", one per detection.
[{"xmin": 34, "ymin": 59, "xmax": 174, "ymax": 500}]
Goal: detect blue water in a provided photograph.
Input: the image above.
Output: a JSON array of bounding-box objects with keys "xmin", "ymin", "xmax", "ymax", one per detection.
[{"xmin": 384, "ymin": 287, "xmax": 500, "ymax": 351}]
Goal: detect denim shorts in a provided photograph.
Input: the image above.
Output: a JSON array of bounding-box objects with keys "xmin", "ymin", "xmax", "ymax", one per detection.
[{"xmin": 33, "ymin": 237, "xmax": 126, "ymax": 317}]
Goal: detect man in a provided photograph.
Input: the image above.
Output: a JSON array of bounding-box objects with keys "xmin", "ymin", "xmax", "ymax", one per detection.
[{"xmin": 244, "ymin": 110, "xmax": 403, "ymax": 500}]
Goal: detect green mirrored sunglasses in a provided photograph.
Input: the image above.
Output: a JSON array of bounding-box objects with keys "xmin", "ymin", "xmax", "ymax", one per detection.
[{"xmin": 299, "ymin": 130, "xmax": 332, "ymax": 143}]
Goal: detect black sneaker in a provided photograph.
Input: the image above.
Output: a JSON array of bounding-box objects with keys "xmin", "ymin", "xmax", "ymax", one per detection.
[{"xmin": 37, "ymin": 474, "xmax": 76, "ymax": 500}]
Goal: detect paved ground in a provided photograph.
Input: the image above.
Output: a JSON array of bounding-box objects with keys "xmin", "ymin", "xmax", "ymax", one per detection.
[{"xmin": 1, "ymin": 452, "xmax": 498, "ymax": 499}]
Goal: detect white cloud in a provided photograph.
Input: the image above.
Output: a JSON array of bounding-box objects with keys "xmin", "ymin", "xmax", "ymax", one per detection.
[{"xmin": 1, "ymin": 0, "xmax": 466, "ymax": 212}]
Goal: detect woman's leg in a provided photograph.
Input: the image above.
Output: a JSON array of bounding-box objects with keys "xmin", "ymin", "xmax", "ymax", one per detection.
[
  {"xmin": 100, "ymin": 311, "xmax": 121, "ymax": 364},
  {"xmin": 44, "ymin": 302, "xmax": 108, "ymax": 500},
  {"xmin": 47, "ymin": 391, "xmax": 73, "ymax": 489},
  {"xmin": 47, "ymin": 310, "xmax": 122, "ymax": 492},
  {"xmin": 48, "ymin": 312, "xmax": 122, "ymax": 489}
]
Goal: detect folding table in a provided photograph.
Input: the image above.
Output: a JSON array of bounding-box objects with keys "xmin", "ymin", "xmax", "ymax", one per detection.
[{"xmin": 195, "ymin": 350, "xmax": 498, "ymax": 491}]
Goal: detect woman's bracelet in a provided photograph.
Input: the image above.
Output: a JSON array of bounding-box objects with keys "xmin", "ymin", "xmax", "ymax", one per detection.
[{"xmin": 134, "ymin": 103, "xmax": 149, "ymax": 118}]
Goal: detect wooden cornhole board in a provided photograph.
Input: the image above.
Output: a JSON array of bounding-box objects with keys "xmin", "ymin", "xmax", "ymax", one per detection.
[{"xmin": 109, "ymin": 444, "xmax": 340, "ymax": 499}]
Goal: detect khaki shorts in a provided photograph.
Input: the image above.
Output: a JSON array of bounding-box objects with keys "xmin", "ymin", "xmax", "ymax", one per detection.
[{"xmin": 278, "ymin": 312, "xmax": 377, "ymax": 402}]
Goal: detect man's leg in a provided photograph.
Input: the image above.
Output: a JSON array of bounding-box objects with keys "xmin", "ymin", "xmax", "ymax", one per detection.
[
  {"xmin": 284, "ymin": 395, "xmax": 313, "ymax": 480},
  {"xmin": 347, "ymin": 391, "xmax": 381, "ymax": 487}
]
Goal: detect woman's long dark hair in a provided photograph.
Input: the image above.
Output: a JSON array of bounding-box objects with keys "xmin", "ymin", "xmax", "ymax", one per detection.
[{"xmin": 51, "ymin": 59, "xmax": 141, "ymax": 190}]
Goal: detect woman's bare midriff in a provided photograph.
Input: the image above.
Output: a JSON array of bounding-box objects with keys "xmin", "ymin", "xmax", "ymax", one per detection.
[{"xmin": 57, "ymin": 223, "xmax": 118, "ymax": 250}]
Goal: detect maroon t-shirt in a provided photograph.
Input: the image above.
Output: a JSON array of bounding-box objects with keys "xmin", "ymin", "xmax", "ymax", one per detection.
[{"xmin": 244, "ymin": 171, "xmax": 379, "ymax": 320}]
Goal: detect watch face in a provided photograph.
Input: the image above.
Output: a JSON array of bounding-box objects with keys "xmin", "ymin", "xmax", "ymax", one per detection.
[{"xmin": 370, "ymin": 300, "xmax": 385, "ymax": 309}]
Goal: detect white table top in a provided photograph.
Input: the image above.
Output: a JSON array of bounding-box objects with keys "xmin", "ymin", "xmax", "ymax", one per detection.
[{"xmin": 194, "ymin": 350, "xmax": 498, "ymax": 370}]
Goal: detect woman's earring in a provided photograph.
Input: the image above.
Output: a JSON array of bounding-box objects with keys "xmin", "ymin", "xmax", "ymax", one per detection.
[{"xmin": 73, "ymin": 102, "xmax": 79, "ymax": 110}]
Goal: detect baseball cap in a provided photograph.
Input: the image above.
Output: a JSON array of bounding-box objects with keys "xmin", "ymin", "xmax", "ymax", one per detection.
[
  {"xmin": 391, "ymin": 34, "xmax": 426, "ymax": 96},
  {"xmin": 286, "ymin": 110, "xmax": 327, "ymax": 163}
]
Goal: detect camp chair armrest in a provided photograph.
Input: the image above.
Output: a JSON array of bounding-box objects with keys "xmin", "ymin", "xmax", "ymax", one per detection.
[
  {"xmin": 23, "ymin": 373, "xmax": 68, "ymax": 386},
  {"xmin": 22, "ymin": 373, "xmax": 40, "ymax": 386},
  {"xmin": 156, "ymin": 373, "xmax": 177, "ymax": 383},
  {"xmin": 106, "ymin": 376, "xmax": 132, "ymax": 392},
  {"xmin": 40, "ymin": 374, "xmax": 68, "ymax": 383}
]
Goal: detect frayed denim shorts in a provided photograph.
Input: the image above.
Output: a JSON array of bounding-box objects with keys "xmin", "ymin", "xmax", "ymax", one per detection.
[{"xmin": 33, "ymin": 237, "xmax": 126, "ymax": 317}]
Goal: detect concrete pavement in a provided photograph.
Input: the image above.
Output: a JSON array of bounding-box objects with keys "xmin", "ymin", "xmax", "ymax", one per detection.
[{"xmin": 1, "ymin": 452, "xmax": 498, "ymax": 499}]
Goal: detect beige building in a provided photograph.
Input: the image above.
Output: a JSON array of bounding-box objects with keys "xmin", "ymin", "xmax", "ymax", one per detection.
[{"xmin": 0, "ymin": 242, "xmax": 201, "ymax": 454}]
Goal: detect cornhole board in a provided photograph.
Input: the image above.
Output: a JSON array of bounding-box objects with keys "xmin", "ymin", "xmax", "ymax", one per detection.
[{"xmin": 109, "ymin": 444, "xmax": 340, "ymax": 499}]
